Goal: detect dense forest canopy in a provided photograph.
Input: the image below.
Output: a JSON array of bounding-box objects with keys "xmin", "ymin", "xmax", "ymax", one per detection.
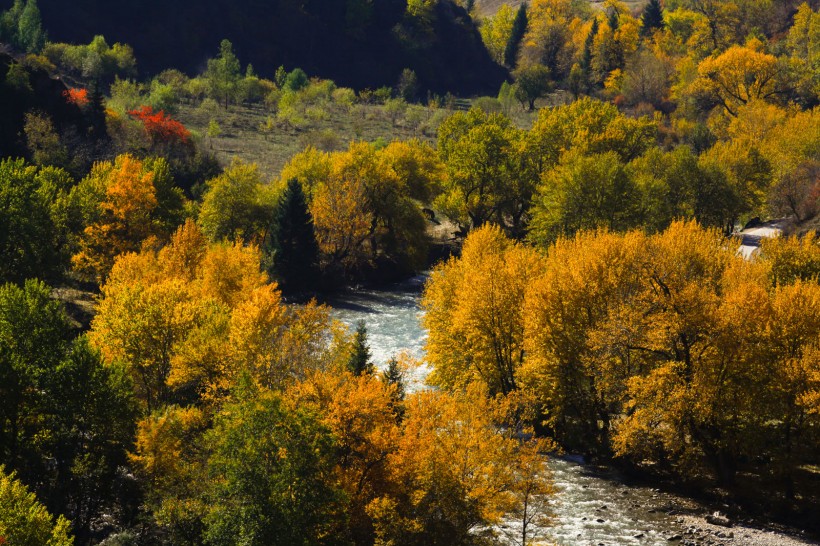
[{"xmin": 1, "ymin": 0, "xmax": 820, "ymax": 544}]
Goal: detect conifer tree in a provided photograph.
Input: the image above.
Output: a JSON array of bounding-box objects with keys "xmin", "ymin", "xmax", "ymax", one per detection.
[
  {"xmin": 347, "ymin": 321, "xmax": 374, "ymax": 376},
  {"xmin": 382, "ymin": 356, "xmax": 405, "ymax": 402},
  {"xmin": 504, "ymin": 3, "xmax": 528, "ymax": 68},
  {"xmin": 268, "ymin": 178, "xmax": 320, "ymax": 294},
  {"xmin": 640, "ymin": 0, "xmax": 665, "ymax": 38},
  {"xmin": 17, "ymin": 0, "xmax": 44, "ymax": 53}
]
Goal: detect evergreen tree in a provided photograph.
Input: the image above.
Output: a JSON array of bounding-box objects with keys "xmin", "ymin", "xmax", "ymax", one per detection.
[
  {"xmin": 17, "ymin": 0, "xmax": 44, "ymax": 53},
  {"xmin": 580, "ymin": 18, "xmax": 598, "ymax": 72},
  {"xmin": 347, "ymin": 321, "xmax": 374, "ymax": 376},
  {"xmin": 382, "ymin": 356, "xmax": 406, "ymax": 421},
  {"xmin": 640, "ymin": 0, "xmax": 665, "ymax": 38},
  {"xmin": 503, "ymin": 3, "xmax": 528, "ymax": 68},
  {"xmin": 383, "ymin": 356, "xmax": 405, "ymax": 400},
  {"xmin": 268, "ymin": 178, "xmax": 320, "ymax": 294},
  {"xmin": 0, "ymin": 0, "xmax": 23, "ymax": 46}
]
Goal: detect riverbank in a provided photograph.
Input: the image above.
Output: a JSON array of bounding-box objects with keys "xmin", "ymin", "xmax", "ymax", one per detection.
[{"xmin": 540, "ymin": 456, "xmax": 819, "ymax": 546}]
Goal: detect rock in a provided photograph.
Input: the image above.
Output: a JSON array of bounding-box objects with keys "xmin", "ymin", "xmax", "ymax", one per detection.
[
  {"xmin": 667, "ymin": 535, "xmax": 682, "ymax": 542},
  {"xmin": 634, "ymin": 533, "xmax": 645, "ymax": 538},
  {"xmin": 596, "ymin": 518, "xmax": 606, "ymax": 523},
  {"xmin": 706, "ymin": 512, "xmax": 732, "ymax": 527}
]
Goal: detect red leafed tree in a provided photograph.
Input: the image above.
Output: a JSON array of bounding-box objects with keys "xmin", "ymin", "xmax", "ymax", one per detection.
[
  {"xmin": 63, "ymin": 88, "xmax": 90, "ymax": 107},
  {"xmin": 128, "ymin": 106, "xmax": 191, "ymax": 145}
]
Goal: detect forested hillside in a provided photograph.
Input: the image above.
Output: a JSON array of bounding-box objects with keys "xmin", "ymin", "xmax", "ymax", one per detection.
[{"xmin": 2, "ymin": 0, "xmax": 507, "ymax": 95}]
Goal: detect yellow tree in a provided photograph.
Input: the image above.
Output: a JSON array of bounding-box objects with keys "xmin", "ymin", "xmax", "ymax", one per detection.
[
  {"xmin": 287, "ymin": 370, "xmax": 401, "ymax": 544},
  {"xmin": 695, "ymin": 45, "xmax": 782, "ymax": 116},
  {"xmin": 423, "ymin": 225, "xmax": 543, "ymax": 395},
  {"xmin": 521, "ymin": 228, "xmax": 645, "ymax": 451},
  {"xmin": 480, "ymin": 4, "xmax": 517, "ymax": 65},
  {"xmin": 72, "ymin": 154, "xmax": 183, "ymax": 282}
]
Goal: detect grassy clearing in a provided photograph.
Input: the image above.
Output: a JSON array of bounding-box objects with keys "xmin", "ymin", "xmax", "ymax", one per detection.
[
  {"xmin": 476, "ymin": 0, "xmax": 648, "ymax": 18},
  {"xmin": 176, "ymin": 97, "xmax": 543, "ymax": 180}
]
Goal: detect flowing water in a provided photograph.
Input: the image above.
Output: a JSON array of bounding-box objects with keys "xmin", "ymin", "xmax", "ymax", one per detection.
[{"xmin": 325, "ymin": 276, "xmax": 811, "ymax": 546}]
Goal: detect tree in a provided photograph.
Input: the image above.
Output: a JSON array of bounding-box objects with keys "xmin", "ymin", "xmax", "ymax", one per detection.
[
  {"xmin": 480, "ymin": 4, "xmax": 517, "ymax": 65},
  {"xmin": 204, "ymin": 385, "xmax": 345, "ymax": 546},
  {"xmin": 283, "ymin": 68, "xmax": 309, "ymax": 92},
  {"xmin": 396, "ymin": 68, "xmax": 419, "ymax": 102},
  {"xmin": 17, "ymin": 0, "xmax": 45, "ymax": 53},
  {"xmin": 197, "ymin": 159, "xmax": 275, "ymax": 245},
  {"xmin": 435, "ymin": 109, "xmax": 524, "ymax": 231},
  {"xmin": 347, "ymin": 321, "xmax": 374, "ymax": 376},
  {"xmin": 0, "ymin": 159, "xmax": 63, "ymax": 285},
  {"xmin": 423, "ymin": 226, "xmax": 543, "ymax": 395},
  {"xmin": 71, "ymin": 154, "xmax": 184, "ymax": 282},
  {"xmin": 0, "ymin": 466, "xmax": 73, "ymax": 546},
  {"xmin": 504, "ymin": 3, "xmax": 529, "ymax": 68},
  {"xmin": 695, "ymin": 45, "xmax": 783, "ymax": 116},
  {"xmin": 382, "ymin": 356, "xmax": 406, "ymax": 402},
  {"xmin": 0, "ymin": 281, "xmax": 135, "ymax": 541},
  {"xmin": 640, "ymin": 0, "xmax": 664, "ymax": 38},
  {"xmin": 528, "ymin": 151, "xmax": 640, "ymax": 247},
  {"xmin": 268, "ymin": 178, "xmax": 321, "ymax": 293},
  {"xmin": 205, "ymin": 39, "xmax": 241, "ymax": 109},
  {"xmin": 621, "ymin": 47, "xmax": 669, "ymax": 106},
  {"xmin": 0, "ymin": 0, "xmax": 45, "ymax": 53},
  {"xmin": 513, "ymin": 64, "xmax": 551, "ymax": 110}
]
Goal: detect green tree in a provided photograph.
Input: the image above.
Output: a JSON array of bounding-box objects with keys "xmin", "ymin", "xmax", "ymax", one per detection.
[
  {"xmin": 17, "ymin": 0, "xmax": 45, "ymax": 53},
  {"xmin": 347, "ymin": 321, "xmax": 374, "ymax": 376},
  {"xmin": 284, "ymin": 68, "xmax": 309, "ymax": 92},
  {"xmin": 205, "ymin": 39, "xmax": 241, "ymax": 109},
  {"xmin": 529, "ymin": 151, "xmax": 640, "ymax": 247},
  {"xmin": 640, "ymin": 0, "xmax": 664, "ymax": 37},
  {"xmin": 513, "ymin": 64, "xmax": 551, "ymax": 110},
  {"xmin": 268, "ymin": 179, "xmax": 321, "ymax": 293},
  {"xmin": 504, "ymin": 3, "xmax": 528, "ymax": 68},
  {"xmin": 0, "ymin": 466, "xmax": 73, "ymax": 546},
  {"xmin": 0, "ymin": 159, "xmax": 62, "ymax": 285},
  {"xmin": 382, "ymin": 356, "xmax": 406, "ymax": 402},
  {"xmin": 204, "ymin": 385, "xmax": 345, "ymax": 546},
  {"xmin": 0, "ymin": 281, "xmax": 136, "ymax": 541},
  {"xmin": 198, "ymin": 159, "xmax": 275, "ymax": 244}
]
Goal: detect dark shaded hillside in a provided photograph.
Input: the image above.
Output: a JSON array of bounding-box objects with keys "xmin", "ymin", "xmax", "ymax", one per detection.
[
  {"xmin": 0, "ymin": 51, "xmax": 99, "ymax": 160},
  {"xmin": 13, "ymin": 0, "xmax": 507, "ymax": 95}
]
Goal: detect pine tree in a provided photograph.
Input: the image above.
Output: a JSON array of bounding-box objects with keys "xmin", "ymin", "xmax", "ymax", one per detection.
[
  {"xmin": 640, "ymin": 0, "xmax": 665, "ymax": 38},
  {"xmin": 503, "ymin": 3, "xmax": 528, "ymax": 68},
  {"xmin": 268, "ymin": 178, "xmax": 320, "ymax": 294},
  {"xmin": 347, "ymin": 321, "xmax": 374, "ymax": 376},
  {"xmin": 0, "ymin": 0, "xmax": 23, "ymax": 46},
  {"xmin": 382, "ymin": 355, "xmax": 406, "ymax": 421},
  {"xmin": 382, "ymin": 356, "xmax": 405, "ymax": 402},
  {"xmin": 581, "ymin": 18, "xmax": 598, "ymax": 72},
  {"xmin": 17, "ymin": 0, "xmax": 45, "ymax": 53}
]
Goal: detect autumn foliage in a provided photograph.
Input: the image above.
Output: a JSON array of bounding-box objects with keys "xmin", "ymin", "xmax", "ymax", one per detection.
[
  {"xmin": 62, "ymin": 87, "xmax": 89, "ymax": 107},
  {"xmin": 128, "ymin": 105, "xmax": 191, "ymax": 145},
  {"xmin": 425, "ymin": 222, "xmax": 820, "ymax": 492}
]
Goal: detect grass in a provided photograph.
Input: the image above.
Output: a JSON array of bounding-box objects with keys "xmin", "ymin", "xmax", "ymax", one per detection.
[
  {"xmin": 177, "ymin": 101, "xmax": 439, "ymax": 180},
  {"xmin": 475, "ymin": 0, "xmax": 648, "ymax": 17},
  {"xmin": 176, "ymin": 96, "xmax": 544, "ymax": 180}
]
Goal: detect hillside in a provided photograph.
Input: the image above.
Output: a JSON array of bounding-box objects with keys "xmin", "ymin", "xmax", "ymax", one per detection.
[
  {"xmin": 475, "ymin": 0, "xmax": 647, "ymax": 17},
  {"xmin": 8, "ymin": 0, "xmax": 508, "ymax": 96}
]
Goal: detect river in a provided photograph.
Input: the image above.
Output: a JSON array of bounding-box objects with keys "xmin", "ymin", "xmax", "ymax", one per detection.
[{"xmin": 326, "ymin": 275, "xmax": 818, "ymax": 546}]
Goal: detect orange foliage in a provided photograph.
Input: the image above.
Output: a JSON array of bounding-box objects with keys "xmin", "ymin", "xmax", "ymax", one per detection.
[
  {"xmin": 63, "ymin": 87, "xmax": 90, "ymax": 107},
  {"xmin": 129, "ymin": 105, "xmax": 191, "ymax": 144}
]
